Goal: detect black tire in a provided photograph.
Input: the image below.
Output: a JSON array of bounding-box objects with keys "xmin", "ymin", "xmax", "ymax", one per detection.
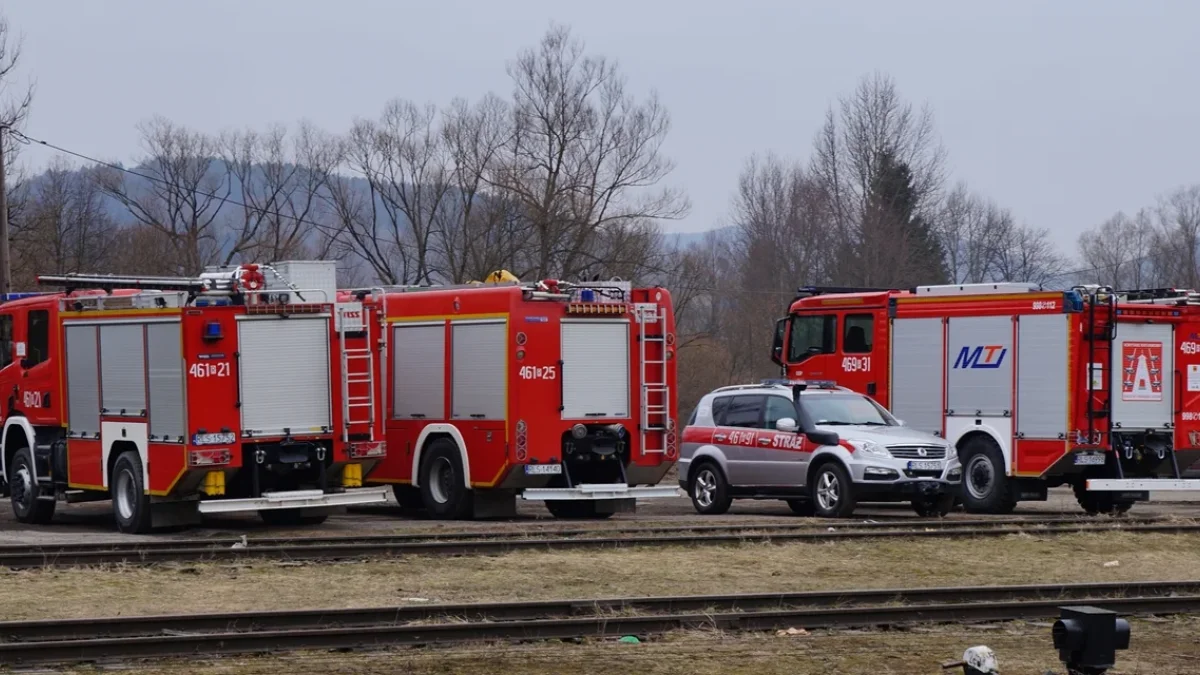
[
  {"xmin": 687, "ymin": 461, "xmax": 732, "ymax": 515},
  {"xmin": 9, "ymin": 447, "xmax": 55, "ymax": 525},
  {"xmin": 112, "ymin": 451, "xmax": 151, "ymax": 534},
  {"xmin": 912, "ymin": 494, "xmax": 955, "ymax": 518},
  {"xmin": 259, "ymin": 509, "xmax": 328, "ymax": 526},
  {"xmin": 786, "ymin": 499, "xmax": 815, "ymax": 516},
  {"xmin": 809, "ymin": 461, "xmax": 856, "ymax": 518},
  {"xmin": 393, "ymin": 485, "xmax": 424, "ymax": 510},
  {"xmin": 419, "ymin": 439, "xmax": 473, "ymax": 519},
  {"xmin": 1072, "ymin": 480, "xmax": 1134, "ymax": 516},
  {"xmin": 959, "ymin": 437, "xmax": 1017, "ymax": 514},
  {"xmin": 545, "ymin": 500, "xmax": 615, "ymax": 519}
]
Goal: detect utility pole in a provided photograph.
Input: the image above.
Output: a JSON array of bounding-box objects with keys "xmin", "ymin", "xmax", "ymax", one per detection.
[{"xmin": 0, "ymin": 122, "xmax": 9, "ymax": 297}]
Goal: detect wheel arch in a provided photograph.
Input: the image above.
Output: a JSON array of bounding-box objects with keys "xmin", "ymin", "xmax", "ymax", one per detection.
[
  {"xmin": 1, "ymin": 416, "xmax": 35, "ymax": 480},
  {"xmin": 806, "ymin": 447, "xmax": 853, "ymax": 487},
  {"xmin": 684, "ymin": 446, "xmax": 728, "ymax": 484},
  {"xmin": 108, "ymin": 440, "xmax": 141, "ymax": 493},
  {"xmin": 410, "ymin": 424, "xmax": 471, "ymax": 489},
  {"xmin": 954, "ymin": 428, "xmax": 1011, "ymax": 474}
]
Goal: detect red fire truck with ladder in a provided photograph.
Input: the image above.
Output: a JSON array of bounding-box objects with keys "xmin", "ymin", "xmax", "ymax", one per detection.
[
  {"xmin": 770, "ymin": 282, "xmax": 1200, "ymax": 515},
  {"xmin": 341, "ymin": 272, "xmax": 681, "ymax": 519},
  {"xmin": 0, "ymin": 261, "xmax": 389, "ymax": 533}
]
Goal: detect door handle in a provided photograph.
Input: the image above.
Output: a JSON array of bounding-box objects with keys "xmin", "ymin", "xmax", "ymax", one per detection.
[
  {"xmin": 758, "ymin": 437, "xmax": 771, "ymax": 446},
  {"xmin": 713, "ymin": 433, "xmax": 727, "ymax": 442}
]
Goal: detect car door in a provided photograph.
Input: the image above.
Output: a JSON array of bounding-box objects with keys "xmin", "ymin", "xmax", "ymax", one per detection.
[
  {"xmin": 713, "ymin": 394, "xmax": 765, "ymax": 485},
  {"xmin": 761, "ymin": 394, "xmax": 810, "ymax": 486}
]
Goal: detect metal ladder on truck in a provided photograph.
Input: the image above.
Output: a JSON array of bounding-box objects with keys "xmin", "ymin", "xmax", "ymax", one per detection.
[
  {"xmin": 337, "ymin": 304, "xmax": 376, "ymax": 443},
  {"xmin": 636, "ymin": 303, "xmax": 670, "ymax": 456}
]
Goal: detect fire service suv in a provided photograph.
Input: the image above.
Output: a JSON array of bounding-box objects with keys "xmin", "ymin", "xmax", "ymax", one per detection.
[
  {"xmin": 771, "ymin": 282, "xmax": 1200, "ymax": 515},
  {"xmin": 342, "ymin": 272, "xmax": 681, "ymax": 519},
  {"xmin": 0, "ymin": 261, "xmax": 388, "ymax": 533}
]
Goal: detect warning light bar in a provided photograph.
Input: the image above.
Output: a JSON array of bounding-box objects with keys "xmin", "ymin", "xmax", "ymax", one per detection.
[
  {"xmin": 760, "ymin": 378, "xmax": 838, "ymax": 390},
  {"xmin": 565, "ymin": 302, "xmax": 627, "ymax": 315}
]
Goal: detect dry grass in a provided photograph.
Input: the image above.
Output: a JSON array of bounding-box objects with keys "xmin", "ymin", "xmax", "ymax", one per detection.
[
  {"xmin": 2, "ymin": 531, "xmax": 1200, "ymax": 622},
  {"xmin": 55, "ymin": 617, "xmax": 1200, "ymax": 674}
]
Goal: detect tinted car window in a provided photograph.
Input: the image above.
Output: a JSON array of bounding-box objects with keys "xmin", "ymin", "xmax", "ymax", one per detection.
[
  {"xmin": 710, "ymin": 396, "xmax": 731, "ymax": 425},
  {"xmin": 763, "ymin": 396, "xmax": 797, "ymax": 429},
  {"xmin": 722, "ymin": 395, "xmax": 763, "ymax": 428},
  {"xmin": 803, "ymin": 393, "xmax": 895, "ymax": 426},
  {"xmin": 843, "ymin": 314, "xmax": 873, "ymax": 354}
]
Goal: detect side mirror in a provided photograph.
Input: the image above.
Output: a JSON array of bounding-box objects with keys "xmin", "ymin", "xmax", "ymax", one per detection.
[
  {"xmin": 770, "ymin": 317, "xmax": 787, "ymax": 367},
  {"xmin": 805, "ymin": 429, "xmax": 840, "ymax": 446},
  {"xmin": 775, "ymin": 417, "xmax": 799, "ymax": 433}
]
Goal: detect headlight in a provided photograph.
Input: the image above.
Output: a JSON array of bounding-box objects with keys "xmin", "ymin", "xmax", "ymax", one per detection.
[{"xmin": 849, "ymin": 439, "xmax": 891, "ymax": 458}]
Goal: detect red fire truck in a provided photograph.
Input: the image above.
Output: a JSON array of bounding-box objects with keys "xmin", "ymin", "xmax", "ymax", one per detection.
[
  {"xmin": 343, "ymin": 274, "xmax": 681, "ymax": 519},
  {"xmin": 0, "ymin": 262, "xmax": 389, "ymax": 533},
  {"xmin": 770, "ymin": 283, "xmax": 1200, "ymax": 515}
]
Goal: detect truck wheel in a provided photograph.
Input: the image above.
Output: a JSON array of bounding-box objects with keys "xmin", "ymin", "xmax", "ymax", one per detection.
[
  {"xmin": 1072, "ymin": 481, "xmax": 1134, "ymax": 516},
  {"xmin": 960, "ymin": 437, "xmax": 1017, "ymax": 514},
  {"xmin": 912, "ymin": 494, "xmax": 954, "ymax": 518},
  {"xmin": 545, "ymin": 500, "xmax": 614, "ymax": 519},
  {"xmin": 786, "ymin": 499, "xmax": 815, "ymax": 516},
  {"xmin": 112, "ymin": 451, "xmax": 151, "ymax": 534},
  {"xmin": 9, "ymin": 447, "xmax": 55, "ymax": 525},
  {"xmin": 393, "ymin": 485, "xmax": 424, "ymax": 510},
  {"xmin": 259, "ymin": 510, "xmax": 329, "ymax": 526},
  {"xmin": 419, "ymin": 439, "xmax": 472, "ymax": 519},
  {"xmin": 810, "ymin": 462, "xmax": 856, "ymax": 518},
  {"xmin": 688, "ymin": 461, "xmax": 732, "ymax": 515}
]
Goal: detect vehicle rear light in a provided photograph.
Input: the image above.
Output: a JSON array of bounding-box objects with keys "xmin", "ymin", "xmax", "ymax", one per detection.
[
  {"xmin": 515, "ymin": 419, "xmax": 528, "ymax": 460},
  {"xmin": 348, "ymin": 441, "xmax": 386, "ymax": 459},
  {"xmin": 189, "ymin": 448, "xmax": 232, "ymax": 467}
]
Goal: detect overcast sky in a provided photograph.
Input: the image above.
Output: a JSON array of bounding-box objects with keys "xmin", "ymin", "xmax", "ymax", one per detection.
[{"xmin": 5, "ymin": 0, "xmax": 1199, "ymax": 257}]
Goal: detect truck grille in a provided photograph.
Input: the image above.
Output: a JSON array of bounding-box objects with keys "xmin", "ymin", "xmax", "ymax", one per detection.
[{"xmin": 888, "ymin": 445, "xmax": 947, "ymax": 460}]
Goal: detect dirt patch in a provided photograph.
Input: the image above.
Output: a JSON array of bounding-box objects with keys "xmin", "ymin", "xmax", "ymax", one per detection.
[
  {"xmin": 4, "ymin": 530, "xmax": 1200, "ymax": 621},
  {"xmin": 56, "ymin": 617, "xmax": 1200, "ymax": 674}
]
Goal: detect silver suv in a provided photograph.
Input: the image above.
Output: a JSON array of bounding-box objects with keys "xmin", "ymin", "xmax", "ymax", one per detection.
[{"xmin": 679, "ymin": 380, "xmax": 962, "ymax": 518}]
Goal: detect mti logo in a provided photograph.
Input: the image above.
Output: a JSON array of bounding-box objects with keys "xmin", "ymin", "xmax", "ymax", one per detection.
[{"xmin": 954, "ymin": 345, "xmax": 1007, "ymax": 369}]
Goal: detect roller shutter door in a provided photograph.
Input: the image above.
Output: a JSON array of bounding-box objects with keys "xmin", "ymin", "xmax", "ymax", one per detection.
[{"xmin": 238, "ymin": 316, "xmax": 332, "ymax": 436}]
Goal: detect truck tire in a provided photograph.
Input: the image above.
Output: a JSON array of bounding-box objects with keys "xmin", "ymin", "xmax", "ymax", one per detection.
[
  {"xmin": 960, "ymin": 437, "xmax": 1017, "ymax": 514},
  {"xmin": 419, "ymin": 439, "xmax": 472, "ymax": 519},
  {"xmin": 810, "ymin": 461, "xmax": 856, "ymax": 518},
  {"xmin": 1072, "ymin": 481, "xmax": 1134, "ymax": 516},
  {"xmin": 9, "ymin": 447, "xmax": 55, "ymax": 525},
  {"xmin": 545, "ymin": 500, "xmax": 614, "ymax": 519},
  {"xmin": 112, "ymin": 451, "xmax": 152, "ymax": 534},
  {"xmin": 687, "ymin": 461, "xmax": 732, "ymax": 515}
]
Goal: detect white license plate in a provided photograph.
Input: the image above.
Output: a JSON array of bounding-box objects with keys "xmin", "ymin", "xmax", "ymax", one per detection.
[
  {"xmin": 908, "ymin": 461, "xmax": 943, "ymax": 471},
  {"xmin": 1074, "ymin": 453, "xmax": 1106, "ymax": 466},
  {"xmin": 524, "ymin": 464, "xmax": 562, "ymax": 475}
]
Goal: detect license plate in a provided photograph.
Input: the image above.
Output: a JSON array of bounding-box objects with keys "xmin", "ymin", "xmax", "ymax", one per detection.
[
  {"xmin": 908, "ymin": 461, "xmax": 943, "ymax": 471},
  {"xmin": 524, "ymin": 464, "xmax": 562, "ymax": 475},
  {"xmin": 1074, "ymin": 453, "xmax": 1106, "ymax": 466}
]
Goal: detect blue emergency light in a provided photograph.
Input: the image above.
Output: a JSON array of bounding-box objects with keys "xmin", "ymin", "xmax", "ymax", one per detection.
[
  {"xmin": 202, "ymin": 321, "xmax": 223, "ymax": 340},
  {"xmin": 761, "ymin": 378, "xmax": 837, "ymax": 389},
  {"xmin": 0, "ymin": 293, "xmax": 40, "ymax": 302},
  {"xmin": 580, "ymin": 288, "xmax": 596, "ymax": 302}
]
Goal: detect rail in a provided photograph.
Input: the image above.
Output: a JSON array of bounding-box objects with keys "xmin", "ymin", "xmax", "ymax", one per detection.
[
  {"xmin": 2, "ymin": 580, "xmax": 1198, "ymax": 665},
  {"xmin": 0, "ymin": 516, "xmax": 1194, "ymax": 569}
]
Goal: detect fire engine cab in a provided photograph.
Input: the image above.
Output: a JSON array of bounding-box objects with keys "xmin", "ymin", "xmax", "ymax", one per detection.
[
  {"xmin": 771, "ymin": 283, "xmax": 1200, "ymax": 515},
  {"xmin": 344, "ymin": 273, "xmax": 681, "ymax": 519},
  {"xmin": 0, "ymin": 261, "xmax": 388, "ymax": 533}
]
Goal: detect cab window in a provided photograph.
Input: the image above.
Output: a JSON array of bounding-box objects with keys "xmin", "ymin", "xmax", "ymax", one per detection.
[
  {"xmin": 843, "ymin": 314, "xmax": 873, "ymax": 354},
  {"xmin": 0, "ymin": 314, "xmax": 11, "ymax": 369},
  {"xmin": 788, "ymin": 314, "xmax": 837, "ymax": 362},
  {"xmin": 26, "ymin": 310, "xmax": 49, "ymax": 367},
  {"xmin": 764, "ymin": 396, "xmax": 797, "ymax": 429},
  {"xmin": 710, "ymin": 396, "xmax": 732, "ymax": 425},
  {"xmin": 722, "ymin": 395, "xmax": 764, "ymax": 428}
]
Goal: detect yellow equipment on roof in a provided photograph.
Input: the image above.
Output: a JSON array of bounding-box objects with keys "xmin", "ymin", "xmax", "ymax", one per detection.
[{"xmin": 482, "ymin": 270, "xmax": 519, "ymax": 284}]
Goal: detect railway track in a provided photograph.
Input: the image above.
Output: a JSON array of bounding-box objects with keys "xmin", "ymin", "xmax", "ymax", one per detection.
[
  {"xmin": 1, "ymin": 517, "xmax": 1195, "ymax": 569},
  {"xmin": 2, "ymin": 580, "xmax": 1197, "ymax": 665}
]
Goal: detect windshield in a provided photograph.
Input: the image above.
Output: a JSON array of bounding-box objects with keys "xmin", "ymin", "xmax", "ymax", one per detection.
[{"xmin": 802, "ymin": 393, "xmax": 895, "ymax": 426}]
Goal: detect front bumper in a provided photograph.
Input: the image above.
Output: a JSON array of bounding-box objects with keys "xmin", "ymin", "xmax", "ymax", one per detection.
[
  {"xmin": 847, "ymin": 456, "xmax": 961, "ymax": 498},
  {"xmin": 195, "ymin": 486, "xmax": 389, "ymax": 514},
  {"xmin": 520, "ymin": 484, "xmax": 682, "ymax": 501}
]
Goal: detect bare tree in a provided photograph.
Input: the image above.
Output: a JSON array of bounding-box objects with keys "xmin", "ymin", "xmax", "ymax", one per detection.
[
  {"xmin": 10, "ymin": 159, "xmax": 119, "ymax": 284},
  {"xmin": 1152, "ymin": 185, "xmax": 1200, "ymax": 289},
  {"xmin": 219, "ymin": 121, "xmax": 338, "ymax": 263},
  {"xmin": 1, "ymin": 12, "xmax": 34, "ymax": 246},
  {"xmin": 1077, "ymin": 210, "xmax": 1160, "ymax": 289},
  {"xmin": 99, "ymin": 117, "xmax": 231, "ymax": 274},
  {"xmin": 493, "ymin": 24, "xmax": 688, "ymax": 280}
]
